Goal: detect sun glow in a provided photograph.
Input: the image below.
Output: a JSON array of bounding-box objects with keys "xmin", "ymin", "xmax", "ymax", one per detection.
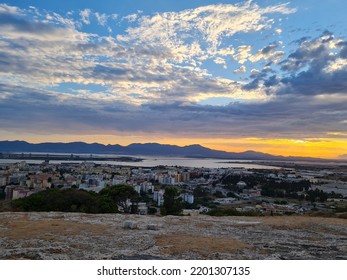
[{"xmin": 1, "ymin": 131, "xmax": 346, "ymax": 159}]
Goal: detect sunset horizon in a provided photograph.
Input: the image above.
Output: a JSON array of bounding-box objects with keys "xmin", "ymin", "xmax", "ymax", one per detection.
[{"xmin": 0, "ymin": 137, "xmax": 346, "ymax": 160}]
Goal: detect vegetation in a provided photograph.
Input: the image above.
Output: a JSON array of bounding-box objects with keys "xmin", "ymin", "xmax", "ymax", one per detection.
[
  {"xmin": 207, "ymin": 207, "xmax": 262, "ymax": 217},
  {"xmin": 99, "ymin": 184, "xmax": 139, "ymax": 213},
  {"xmin": 12, "ymin": 188, "xmax": 118, "ymax": 213},
  {"xmin": 306, "ymin": 188, "xmax": 328, "ymax": 202},
  {"xmin": 261, "ymin": 180, "xmax": 311, "ymax": 199},
  {"xmin": 12, "ymin": 184, "xmax": 143, "ymax": 214},
  {"xmin": 192, "ymin": 186, "xmax": 214, "ymax": 206},
  {"xmin": 0, "ymin": 186, "xmax": 5, "ymax": 200},
  {"xmin": 222, "ymin": 174, "xmax": 266, "ymax": 188},
  {"xmin": 160, "ymin": 187, "xmax": 183, "ymax": 215}
]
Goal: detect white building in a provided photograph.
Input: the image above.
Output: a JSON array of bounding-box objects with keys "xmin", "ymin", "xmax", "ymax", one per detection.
[
  {"xmin": 180, "ymin": 193, "xmax": 194, "ymax": 204},
  {"xmin": 112, "ymin": 176, "xmax": 126, "ymax": 185},
  {"xmin": 137, "ymin": 202, "xmax": 148, "ymax": 215},
  {"xmin": 153, "ymin": 190, "xmax": 165, "ymax": 206},
  {"xmin": 0, "ymin": 176, "xmax": 7, "ymax": 187}
]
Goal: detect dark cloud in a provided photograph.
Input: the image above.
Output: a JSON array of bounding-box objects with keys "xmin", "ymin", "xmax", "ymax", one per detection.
[
  {"xmin": 0, "ymin": 13, "xmax": 51, "ymax": 33},
  {"xmin": 280, "ymin": 68, "xmax": 347, "ymax": 95},
  {"xmin": 277, "ymin": 34, "xmax": 347, "ymax": 95},
  {"xmin": 92, "ymin": 65, "xmax": 130, "ymax": 78},
  {"xmin": 1, "ymin": 83, "xmax": 346, "ymax": 139},
  {"xmin": 263, "ymin": 75, "xmax": 279, "ymax": 87},
  {"xmin": 291, "ymin": 36, "xmax": 311, "ymax": 45},
  {"xmin": 244, "ymin": 33, "xmax": 347, "ymax": 99},
  {"xmin": 0, "ymin": 12, "xmax": 69, "ymax": 38},
  {"xmin": 242, "ymin": 78, "xmax": 261, "ymax": 90},
  {"xmin": 243, "ymin": 66, "xmax": 274, "ymax": 90},
  {"xmin": 337, "ymin": 41, "xmax": 347, "ymax": 58},
  {"xmin": 261, "ymin": 44, "xmax": 277, "ymax": 55}
]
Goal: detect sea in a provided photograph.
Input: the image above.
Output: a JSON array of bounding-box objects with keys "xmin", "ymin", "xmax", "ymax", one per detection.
[{"xmin": 0, "ymin": 154, "xmax": 282, "ymax": 169}]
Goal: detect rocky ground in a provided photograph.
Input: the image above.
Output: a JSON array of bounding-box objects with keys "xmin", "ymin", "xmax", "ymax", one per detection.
[{"xmin": 0, "ymin": 212, "xmax": 346, "ymax": 260}]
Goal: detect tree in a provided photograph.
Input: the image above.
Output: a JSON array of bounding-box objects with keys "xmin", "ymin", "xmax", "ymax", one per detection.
[
  {"xmin": 12, "ymin": 188, "xmax": 117, "ymax": 213},
  {"xmin": 0, "ymin": 187, "xmax": 5, "ymax": 200},
  {"xmin": 161, "ymin": 187, "xmax": 183, "ymax": 215},
  {"xmin": 99, "ymin": 185, "xmax": 139, "ymax": 213}
]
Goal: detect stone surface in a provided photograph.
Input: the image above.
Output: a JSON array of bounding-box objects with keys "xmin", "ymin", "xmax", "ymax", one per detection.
[{"xmin": 0, "ymin": 212, "xmax": 346, "ymax": 260}]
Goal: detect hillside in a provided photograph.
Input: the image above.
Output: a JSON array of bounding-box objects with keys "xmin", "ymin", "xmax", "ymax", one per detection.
[
  {"xmin": 0, "ymin": 140, "xmax": 324, "ymax": 161},
  {"xmin": 0, "ymin": 212, "xmax": 346, "ymax": 260}
]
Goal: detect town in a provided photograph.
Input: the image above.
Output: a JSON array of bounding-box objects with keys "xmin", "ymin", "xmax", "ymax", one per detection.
[{"xmin": 1, "ymin": 160, "xmax": 347, "ymax": 217}]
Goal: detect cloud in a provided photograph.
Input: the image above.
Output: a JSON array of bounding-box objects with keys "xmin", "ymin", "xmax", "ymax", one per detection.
[
  {"xmin": 324, "ymin": 58, "xmax": 347, "ymax": 73},
  {"xmin": 0, "ymin": 9, "xmax": 88, "ymax": 42},
  {"xmin": 79, "ymin": 9, "xmax": 118, "ymax": 29},
  {"xmin": 0, "ymin": 3, "xmax": 21, "ymax": 15},
  {"xmin": 214, "ymin": 57, "xmax": 227, "ymax": 69},
  {"xmin": 95, "ymin": 12, "xmax": 108, "ymax": 26},
  {"xmin": 2, "ymin": 2, "xmax": 347, "ymax": 143},
  {"xmin": 249, "ymin": 43, "xmax": 285, "ymax": 64},
  {"xmin": 118, "ymin": 1, "xmax": 296, "ymax": 63},
  {"xmin": 1, "ymin": 82, "xmax": 345, "ymax": 140},
  {"xmin": 277, "ymin": 33, "xmax": 347, "ymax": 95},
  {"xmin": 234, "ymin": 65, "xmax": 247, "ymax": 74},
  {"xmin": 233, "ymin": 45, "xmax": 252, "ymax": 64},
  {"xmin": 1, "ymin": 4, "xmax": 266, "ymax": 106},
  {"xmin": 243, "ymin": 32, "xmax": 347, "ymax": 97},
  {"xmin": 250, "ymin": 69, "xmax": 261, "ymax": 76},
  {"xmin": 80, "ymin": 9, "xmax": 91, "ymax": 25},
  {"xmin": 123, "ymin": 13, "xmax": 139, "ymax": 23}
]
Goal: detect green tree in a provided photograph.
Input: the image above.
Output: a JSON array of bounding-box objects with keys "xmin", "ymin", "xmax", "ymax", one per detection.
[
  {"xmin": 161, "ymin": 187, "xmax": 183, "ymax": 215},
  {"xmin": 99, "ymin": 184, "xmax": 139, "ymax": 213},
  {"xmin": 12, "ymin": 188, "xmax": 117, "ymax": 213}
]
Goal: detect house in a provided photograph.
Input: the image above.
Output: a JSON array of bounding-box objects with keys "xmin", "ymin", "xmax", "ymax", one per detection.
[
  {"xmin": 180, "ymin": 193, "xmax": 194, "ymax": 204},
  {"xmin": 236, "ymin": 181, "xmax": 247, "ymax": 189},
  {"xmin": 137, "ymin": 202, "xmax": 148, "ymax": 215}
]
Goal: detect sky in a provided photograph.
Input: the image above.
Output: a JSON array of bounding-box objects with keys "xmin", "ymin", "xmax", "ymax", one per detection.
[{"xmin": 1, "ymin": 0, "xmax": 347, "ymax": 159}]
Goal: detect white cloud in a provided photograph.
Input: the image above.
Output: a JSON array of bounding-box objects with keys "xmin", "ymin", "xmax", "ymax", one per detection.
[
  {"xmin": 0, "ymin": 2, "xmax": 294, "ymax": 108},
  {"xmin": 233, "ymin": 45, "xmax": 252, "ymax": 64},
  {"xmin": 0, "ymin": 3, "xmax": 21, "ymax": 15},
  {"xmin": 214, "ymin": 57, "xmax": 227, "ymax": 68},
  {"xmin": 95, "ymin": 12, "xmax": 108, "ymax": 26},
  {"xmin": 214, "ymin": 47, "xmax": 235, "ymax": 57},
  {"xmin": 123, "ymin": 13, "xmax": 139, "ymax": 23},
  {"xmin": 80, "ymin": 9, "xmax": 91, "ymax": 25},
  {"xmin": 48, "ymin": 12, "xmax": 77, "ymax": 28},
  {"xmin": 118, "ymin": 1, "xmax": 296, "ymax": 65},
  {"xmin": 234, "ymin": 65, "xmax": 247, "ymax": 73},
  {"xmin": 324, "ymin": 58, "xmax": 347, "ymax": 73}
]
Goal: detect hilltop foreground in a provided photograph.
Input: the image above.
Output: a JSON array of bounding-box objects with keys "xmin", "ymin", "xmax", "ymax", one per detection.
[{"xmin": 0, "ymin": 212, "xmax": 346, "ymax": 260}]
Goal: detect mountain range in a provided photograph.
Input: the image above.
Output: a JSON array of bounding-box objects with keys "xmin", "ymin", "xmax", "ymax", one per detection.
[{"xmin": 0, "ymin": 140, "xmax": 326, "ymax": 161}]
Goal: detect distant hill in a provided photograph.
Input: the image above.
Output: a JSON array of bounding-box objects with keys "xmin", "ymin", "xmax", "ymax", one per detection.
[{"xmin": 0, "ymin": 140, "xmax": 324, "ymax": 161}]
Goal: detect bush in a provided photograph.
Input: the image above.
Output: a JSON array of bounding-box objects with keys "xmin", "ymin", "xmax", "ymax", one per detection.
[
  {"xmin": 12, "ymin": 188, "xmax": 118, "ymax": 213},
  {"xmin": 207, "ymin": 207, "xmax": 261, "ymax": 217},
  {"xmin": 148, "ymin": 207, "xmax": 157, "ymax": 215}
]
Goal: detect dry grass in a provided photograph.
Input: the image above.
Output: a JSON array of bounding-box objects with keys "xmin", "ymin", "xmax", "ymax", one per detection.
[
  {"xmin": 1, "ymin": 212, "xmax": 346, "ymax": 260},
  {"xmin": 258, "ymin": 215, "xmax": 347, "ymax": 227},
  {"xmin": 0, "ymin": 218, "xmax": 110, "ymax": 241},
  {"xmin": 156, "ymin": 234, "xmax": 249, "ymax": 257}
]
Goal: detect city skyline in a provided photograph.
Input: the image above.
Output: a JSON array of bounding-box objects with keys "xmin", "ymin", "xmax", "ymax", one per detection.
[{"xmin": 1, "ymin": 0, "xmax": 347, "ymax": 159}]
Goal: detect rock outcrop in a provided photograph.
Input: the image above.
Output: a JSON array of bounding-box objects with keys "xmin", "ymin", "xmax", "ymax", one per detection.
[{"xmin": 0, "ymin": 212, "xmax": 346, "ymax": 259}]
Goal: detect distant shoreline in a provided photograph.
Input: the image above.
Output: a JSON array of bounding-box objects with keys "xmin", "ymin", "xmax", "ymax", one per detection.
[
  {"xmin": 218, "ymin": 160, "xmax": 347, "ymax": 169},
  {"xmin": 0, "ymin": 153, "xmax": 143, "ymax": 162}
]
